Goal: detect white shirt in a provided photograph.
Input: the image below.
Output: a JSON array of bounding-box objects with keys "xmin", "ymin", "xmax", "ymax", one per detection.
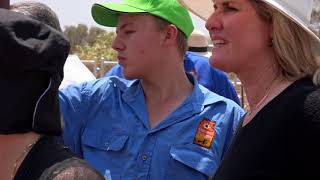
[{"xmin": 59, "ymin": 55, "xmax": 96, "ymax": 89}]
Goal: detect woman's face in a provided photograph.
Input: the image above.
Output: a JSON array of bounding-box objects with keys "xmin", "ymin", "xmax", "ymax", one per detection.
[{"xmin": 206, "ymin": 0, "xmax": 272, "ymax": 73}]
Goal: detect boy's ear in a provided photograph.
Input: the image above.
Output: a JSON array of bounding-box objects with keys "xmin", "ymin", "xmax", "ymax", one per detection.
[{"xmin": 161, "ymin": 24, "xmax": 179, "ymax": 46}]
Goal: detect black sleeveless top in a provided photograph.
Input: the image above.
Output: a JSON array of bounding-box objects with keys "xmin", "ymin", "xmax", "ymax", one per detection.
[
  {"xmin": 213, "ymin": 78, "xmax": 320, "ymax": 179},
  {"xmin": 13, "ymin": 136, "xmax": 104, "ymax": 180}
]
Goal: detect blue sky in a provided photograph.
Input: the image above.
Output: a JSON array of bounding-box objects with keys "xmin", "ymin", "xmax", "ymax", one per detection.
[{"xmin": 11, "ymin": 0, "xmax": 208, "ymax": 35}]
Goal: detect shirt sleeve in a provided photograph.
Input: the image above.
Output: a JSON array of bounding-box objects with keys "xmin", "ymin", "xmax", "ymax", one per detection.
[
  {"xmin": 59, "ymin": 83, "xmax": 88, "ymax": 156},
  {"xmin": 221, "ymin": 104, "xmax": 245, "ymax": 156}
]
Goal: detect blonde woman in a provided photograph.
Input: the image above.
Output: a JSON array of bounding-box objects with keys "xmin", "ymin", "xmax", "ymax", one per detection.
[{"xmin": 180, "ymin": 0, "xmax": 320, "ymax": 179}]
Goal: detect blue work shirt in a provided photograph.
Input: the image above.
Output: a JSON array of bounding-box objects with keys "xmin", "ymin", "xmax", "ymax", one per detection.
[
  {"xmin": 105, "ymin": 51, "xmax": 240, "ymax": 105},
  {"xmin": 59, "ymin": 76, "xmax": 244, "ymax": 180}
]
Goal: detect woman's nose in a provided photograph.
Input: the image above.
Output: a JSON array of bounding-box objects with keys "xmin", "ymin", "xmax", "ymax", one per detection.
[{"xmin": 205, "ymin": 12, "xmax": 223, "ymax": 32}]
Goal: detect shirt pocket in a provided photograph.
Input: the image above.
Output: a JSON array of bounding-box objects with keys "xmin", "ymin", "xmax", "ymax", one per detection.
[
  {"xmin": 82, "ymin": 128, "xmax": 129, "ymax": 152},
  {"xmin": 169, "ymin": 143, "xmax": 219, "ymax": 177}
]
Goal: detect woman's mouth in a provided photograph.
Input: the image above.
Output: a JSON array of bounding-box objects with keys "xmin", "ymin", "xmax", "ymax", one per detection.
[{"xmin": 212, "ymin": 39, "xmax": 227, "ymax": 48}]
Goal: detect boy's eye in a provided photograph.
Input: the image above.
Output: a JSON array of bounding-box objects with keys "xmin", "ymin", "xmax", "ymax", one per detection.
[{"xmin": 125, "ymin": 30, "xmax": 135, "ymax": 34}]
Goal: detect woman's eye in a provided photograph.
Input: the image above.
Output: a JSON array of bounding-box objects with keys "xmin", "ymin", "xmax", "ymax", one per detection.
[
  {"xmin": 213, "ymin": 5, "xmax": 218, "ymax": 11},
  {"xmin": 224, "ymin": 6, "xmax": 237, "ymax": 12}
]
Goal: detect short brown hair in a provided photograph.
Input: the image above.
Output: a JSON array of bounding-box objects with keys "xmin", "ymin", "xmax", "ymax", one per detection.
[
  {"xmin": 11, "ymin": 1, "xmax": 62, "ymax": 32},
  {"xmin": 152, "ymin": 15, "xmax": 188, "ymax": 57}
]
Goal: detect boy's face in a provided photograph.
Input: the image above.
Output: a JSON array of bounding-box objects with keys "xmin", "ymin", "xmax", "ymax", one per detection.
[{"xmin": 112, "ymin": 14, "xmax": 165, "ymax": 80}]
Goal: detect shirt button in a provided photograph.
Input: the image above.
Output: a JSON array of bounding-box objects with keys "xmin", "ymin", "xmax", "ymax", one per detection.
[
  {"xmin": 105, "ymin": 142, "xmax": 110, "ymax": 150},
  {"xmin": 141, "ymin": 155, "xmax": 148, "ymax": 161}
]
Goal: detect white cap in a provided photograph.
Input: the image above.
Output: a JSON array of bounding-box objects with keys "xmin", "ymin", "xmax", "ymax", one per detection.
[{"xmin": 188, "ymin": 29, "xmax": 211, "ymax": 57}]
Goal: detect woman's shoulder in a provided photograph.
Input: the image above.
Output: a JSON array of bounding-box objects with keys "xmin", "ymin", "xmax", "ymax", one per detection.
[
  {"xmin": 279, "ymin": 78, "xmax": 320, "ymax": 121},
  {"xmin": 278, "ymin": 78, "xmax": 319, "ymax": 103},
  {"xmin": 303, "ymin": 84, "xmax": 320, "ymax": 122}
]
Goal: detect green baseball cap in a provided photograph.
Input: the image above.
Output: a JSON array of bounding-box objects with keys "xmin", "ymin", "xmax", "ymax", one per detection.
[{"xmin": 91, "ymin": 0, "xmax": 194, "ymax": 37}]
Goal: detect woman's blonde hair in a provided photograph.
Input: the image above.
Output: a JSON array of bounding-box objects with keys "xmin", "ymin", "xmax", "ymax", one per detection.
[{"xmin": 251, "ymin": 0, "xmax": 320, "ymax": 85}]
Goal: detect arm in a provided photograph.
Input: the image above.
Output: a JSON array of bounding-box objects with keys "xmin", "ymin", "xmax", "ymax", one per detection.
[
  {"xmin": 59, "ymin": 78, "xmax": 114, "ymax": 156},
  {"xmin": 210, "ymin": 68, "xmax": 240, "ymax": 105},
  {"xmin": 59, "ymin": 84, "xmax": 87, "ymax": 156}
]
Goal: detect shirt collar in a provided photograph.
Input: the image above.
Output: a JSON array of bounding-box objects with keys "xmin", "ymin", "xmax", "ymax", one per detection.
[{"xmin": 120, "ymin": 74, "xmax": 226, "ymax": 114}]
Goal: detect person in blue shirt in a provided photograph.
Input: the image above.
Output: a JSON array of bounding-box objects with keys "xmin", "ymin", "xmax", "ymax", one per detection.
[
  {"xmin": 59, "ymin": 0, "xmax": 245, "ymax": 179},
  {"xmin": 106, "ymin": 30, "xmax": 240, "ymax": 105}
]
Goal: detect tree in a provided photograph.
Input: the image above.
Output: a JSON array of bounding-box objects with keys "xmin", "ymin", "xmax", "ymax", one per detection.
[
  {"xmin": 63, "ymin": 24, "xmax": 116, "ymax": 62},
  {"xmin": 87, "ymin": 27, "xmax": 106, "ymax": 45},
  {"xmin": 76, "ymin": 24, "xmax": 89, "ymax": 46},
  {"xmin": 312, "ymin": 0, "xmax": 320, "ymax": 36},
  {"xmin": 75, "ymin": 32, "xmax": 117, "ymax": 62},
  {"xmin": 63, "ymin": 24, "xmax": 89, "ymax": 53}
]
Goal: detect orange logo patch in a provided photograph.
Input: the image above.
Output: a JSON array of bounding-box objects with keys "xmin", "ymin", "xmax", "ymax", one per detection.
[{"xmin": 193, "ymin": 119, "xmax": 216, "ymax": 148}]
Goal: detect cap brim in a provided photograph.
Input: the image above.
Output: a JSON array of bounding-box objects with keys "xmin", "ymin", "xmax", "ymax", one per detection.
[
  {"xmin": 92, "ymin": 3, "xmax": 147, "ymax": 27},
  {"xmin": 178, "ymin": 0, "xmax": 213, "ymax": 20}
]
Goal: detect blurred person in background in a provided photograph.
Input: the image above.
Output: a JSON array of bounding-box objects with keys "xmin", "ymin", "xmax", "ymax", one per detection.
[
  {"xmin": 11, "ymin": 1, "xmax": 96, "ymax": 90},
  {"xmin": 0, "ymin": 8, "xmax": 103, "ymax": 180},
  {"xmin": 106, "ymin": 29, "xmax": 240, "ymax": 104},
  {"xmin": 180, "ymin": 0, "xmax": 320, "ymax": 179}
]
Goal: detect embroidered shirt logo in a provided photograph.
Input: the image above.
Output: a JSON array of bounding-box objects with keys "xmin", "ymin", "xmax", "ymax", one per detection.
[{"xmin": 193, "ymin": 119, "xmax": 216, "ymax": 148}]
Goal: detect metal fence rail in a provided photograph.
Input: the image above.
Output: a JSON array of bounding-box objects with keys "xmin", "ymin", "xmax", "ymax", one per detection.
[
  {"xmin": 81, "ymin": 60, "xmax": 117, "ymax": 78},
  {"xmin": 80, "ymin": 59, "xmax": 247, "ymax": 108}
]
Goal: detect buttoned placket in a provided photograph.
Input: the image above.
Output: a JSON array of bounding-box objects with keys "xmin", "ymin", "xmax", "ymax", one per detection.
[{"xmin": 120, "ymin": 79, "xmax": 205, "ymax": 179}]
